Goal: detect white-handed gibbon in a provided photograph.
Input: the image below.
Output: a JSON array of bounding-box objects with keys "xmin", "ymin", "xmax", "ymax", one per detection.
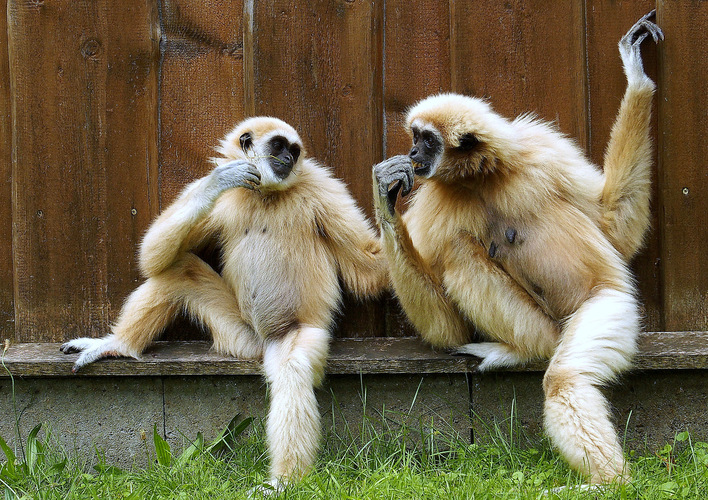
[
  {"xmin": 61, "ymin": 117, "xmax": 388, "ymax": 488},
  {"xmin": 372, "ymin": 12, "xmax": 662, "ymax": 484}
]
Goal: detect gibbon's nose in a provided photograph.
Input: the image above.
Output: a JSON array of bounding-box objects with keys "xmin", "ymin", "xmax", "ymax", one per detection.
[{"xmin": 409, "ymin": 147, "xmax": 419, "ymax": 157}]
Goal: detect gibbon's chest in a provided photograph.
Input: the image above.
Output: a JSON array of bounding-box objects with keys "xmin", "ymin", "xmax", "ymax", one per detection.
[{"xmin": 212, "ymin": 192, "xmax": 339, "ymax": 335}]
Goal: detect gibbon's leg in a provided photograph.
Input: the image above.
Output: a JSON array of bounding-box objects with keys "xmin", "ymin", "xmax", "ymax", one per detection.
[
  {"xmin": 262, "ymin": 325, "xmax": 329, "ymax": 488},
  {"xmin": 542, "ymin": 287, "xmax": 639, "ymax": 484},
  {"xmin": 61, "ymin": 253, "xmax": 263, "ymax": 371},
  {"xmin": 373, "ymin": 159, "xmax": 471, "ymax": 347},
  {"xmin": 601, "ymin": 11, "xmax": 663, "ymax": 261},
  {"xmin": 442, "ymin": 235, "xmax": 561, "ymax": 370}
]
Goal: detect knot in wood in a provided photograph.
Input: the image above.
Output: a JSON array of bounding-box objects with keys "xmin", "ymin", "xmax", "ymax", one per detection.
[{"xmin": 81, "ymin": 38, "xmax": 102, "ymax": 59}]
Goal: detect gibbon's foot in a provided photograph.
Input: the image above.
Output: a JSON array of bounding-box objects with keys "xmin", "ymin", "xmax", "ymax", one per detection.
[
  {"xmin": 454, "ymin": 341, "xmax": 529, "ymax": 371},
  {"xmin": 619, "ymin": 10, "xmax": 663, "ymax": 86},
  {"xmin": 60, "ymin": 335, "xmax": 131, "ymax": 373},
  {"xmin": 247, "ymin": 478, "xmax": 285, "ymax": 498},
  {"xmin": 208, "ymin": 159, "xmax": 261, "ymax": 194},
  {"xmin": 373, "ymin": 155, "xmax": 414, "ymax": 215}
]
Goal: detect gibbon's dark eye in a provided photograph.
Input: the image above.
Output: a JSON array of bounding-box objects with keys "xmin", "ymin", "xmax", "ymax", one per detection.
[
  {"xmin": 458, "ymin": 133, "xmax": 479, "ymax": 151},
  {"xmin": 271, "ymin": 138, "xmax": 284, "ymax": 151},
  {"xmin": 290, "ymin": 144, "xmax": 301, "ymax": 163},
  {"xmin": 422, "ymin": 131, "xmax": 436, "ymax": 149},
  {"xmin": 239, "ymin": 132, "xmax": 253, "ymax": 151}
]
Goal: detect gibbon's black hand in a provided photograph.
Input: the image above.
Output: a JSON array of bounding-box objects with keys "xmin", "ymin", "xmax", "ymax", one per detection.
[
  {"xmin": 209, "ymin": 160, "xmax": 261, "ymax": 194},
  {"xmin": 373, "ymin": 155, "xmax": 414, "ymax": 215},
  {"xmin": 619, "ymin": 10, "xmax": 663, "ymax": 86}
]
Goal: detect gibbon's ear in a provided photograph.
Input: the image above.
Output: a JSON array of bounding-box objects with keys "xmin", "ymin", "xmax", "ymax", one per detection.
[
  {"xmin": 458, "ymin": 133, "xmax": 480, "ymax": 151},
  {"xmin": 239, "ymin": 132, "xmax": 253, "ymax": 152}
]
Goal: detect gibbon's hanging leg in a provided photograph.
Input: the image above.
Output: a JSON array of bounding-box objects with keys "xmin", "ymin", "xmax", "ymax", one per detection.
[
  {"xmin": 262, "ymin": 325, "xmax": 329, "ymax": 489},
  {"xmin": 601, "ymin": 10, "xmax": 663, "ymax": 261},
  {"xmin": 61, "ymin": 253, "xmax": 264, "ymax": 371},
  {"xmin": 543, "ymin": 284, "xmax": 640, "ymax": 483}
]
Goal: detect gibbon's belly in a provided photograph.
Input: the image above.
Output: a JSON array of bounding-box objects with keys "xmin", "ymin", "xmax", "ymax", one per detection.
[
  {"xmin": 489, "ymin": 225, "xmax": 594, "ymax": 320},
  {"xmin": 222, "ymin": 229, "xmax": 338, "ymax": 338}
]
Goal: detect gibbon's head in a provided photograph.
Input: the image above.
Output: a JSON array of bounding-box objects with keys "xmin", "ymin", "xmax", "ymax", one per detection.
[
  {"xmin": 217, "ymin": 117, "xmax": 306, "ymax": 191},
  {"xmin": 405, "ymin": 93, "xmax": 517, "ymax": 181}
]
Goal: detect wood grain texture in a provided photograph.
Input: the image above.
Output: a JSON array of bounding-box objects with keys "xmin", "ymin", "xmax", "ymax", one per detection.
[
  {"xmin": 383, "ymin": 0, "xmax": 451, "ymax": 157},
  {"xmin": 657, "ymin": 1, "xmax": 708, "ymax": 331},
  {"xmin": 247, "ymin": 0, "xmax": 386, "ymax": 338},
  {"xmin": 586, "ymin": 2, "xmax": 663, "ymax": 331},
  {"xmin": 3, "ymin": 332, "xmax": 706, "ymax": 377},
  {"xmin": 158, "ymin": 0, "xmax": 246, "ymax": 206},
  {"xmin": 451, "ymin": 0, "xmax": 588, "ymax": 147},
  {"xmin": 8, "ymin": 0, "xmax": 160, "ymax": 342},
  {"xmin": 0, "ymin": 0, "xmax": 14, "ymax": 339}
]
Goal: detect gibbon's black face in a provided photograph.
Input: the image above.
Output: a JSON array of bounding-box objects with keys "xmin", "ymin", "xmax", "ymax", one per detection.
[
  {"xmin": 408, "ymin": 125, "xmax": 442, "ymax": 178},
  {"xmin": 240, "ymin": 132, "xmax": 302, "ymax": 180}
]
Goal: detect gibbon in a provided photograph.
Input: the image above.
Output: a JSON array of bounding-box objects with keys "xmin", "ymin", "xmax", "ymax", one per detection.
[
  {"xmin": 372, "ymin": 12, "xmax": 662, "ymax": 484},
  {"xmin": 61, "ymin": 117, "xmax": 387, "ymax": 488}
]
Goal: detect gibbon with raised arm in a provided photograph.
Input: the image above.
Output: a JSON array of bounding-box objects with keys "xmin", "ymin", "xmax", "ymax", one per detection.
[
  {"xmin": 372, "ymin": 12, "xmax": 662, "ymax": 484},
  {"xmin": 62, "ymin": 117, "xmax": 387, "ymax": 489}
]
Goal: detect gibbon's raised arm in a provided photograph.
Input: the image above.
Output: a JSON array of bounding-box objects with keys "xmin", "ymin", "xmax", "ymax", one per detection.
[
  {"xmin": 600, "ymin": 15, "xmax": 663, "ymax": 261},
  {"xmin": 313, "ymin": 173, "xmax": 388, "ymax": 300},
  {"xmin": 373, "ymin": 160, "xmax": 470, "ymax": 347},
  {"xmin": 139, "ymin": 160, "xmax": 260, "ymax": 277}
]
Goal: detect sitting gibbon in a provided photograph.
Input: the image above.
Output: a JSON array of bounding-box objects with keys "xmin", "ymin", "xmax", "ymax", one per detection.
[
  {"xmin": 372, "ymin": 12, "xmax": 662, "ymax": 484},
  {"xmin": 61, "ymin": 117, "xmax": 387, "ymax": 488}
]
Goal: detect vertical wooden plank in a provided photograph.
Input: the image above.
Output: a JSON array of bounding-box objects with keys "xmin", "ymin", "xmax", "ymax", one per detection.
[
  {"xmin": 451, "ymin": 0, "xmax": 588, "ymax": 148},
  {"xmin": 1, "ymin": 1, "xmax": 14, "ymax": 339},
  {"xmin": 247, "ymin": 0, "xmax": 385, "ymax": 337},
  {"xmin": 383, "ymin": 0, "xmax": 451, "ymax": 157},
  {"xmin": 159, "ymin": 0, "xmax": 245, "ymax": 205},
  {"xmin": 586, "ymin": 1, "xmax": 663, "ymax": 331},
  {"xmin": 8, "ymin": 0, "xmax": 159, "ymax": 342},
  {"xmin": 657, "ymin": 1, "xmax": 708, "ymax": 330},
  {"xmin": 383, "ymin": 1, "xmax": 451, "ymax": 337},
  {"xmin": 158, "ymin": 0, "xmax": 245, "ymax": 341}
]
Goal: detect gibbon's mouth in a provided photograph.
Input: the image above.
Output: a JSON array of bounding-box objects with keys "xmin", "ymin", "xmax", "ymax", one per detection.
[{"xmin": 412, "ymin": 160, "xmax": 432, "ymax": 177}]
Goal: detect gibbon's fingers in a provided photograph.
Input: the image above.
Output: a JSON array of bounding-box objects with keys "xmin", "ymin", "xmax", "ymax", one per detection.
[
  {"xmin": 373, "ymin": 155, "xmax": 414, "ymax": 215},
  {"xmin": 373, "ymin": 155, "xmax": 414, "ymax": 195},
  {"xmin": 210, "ymin": 159, "xmax": 261, "ymax": 192}
]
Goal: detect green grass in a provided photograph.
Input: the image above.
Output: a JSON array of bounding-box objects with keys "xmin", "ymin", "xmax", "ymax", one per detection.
[{"xmin": 1, "ymin": 414, "xmax": 707, "ymax": 500}]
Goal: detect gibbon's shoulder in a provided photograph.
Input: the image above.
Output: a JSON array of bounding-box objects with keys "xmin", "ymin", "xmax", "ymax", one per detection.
[{"xmin": 297, "ymin": 158, "xmax": 355, "ymax": 198}]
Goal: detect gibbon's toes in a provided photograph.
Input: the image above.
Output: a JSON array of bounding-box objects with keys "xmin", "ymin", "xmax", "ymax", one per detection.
[
  {"xmin": 455, "ymin": 342, "xmax": 527, "ymax": 371},
  {"xmin": 247, "ymin": 478, "xmax": 285, "ymax": 498},
  {"xmin": 60, "ymin": 342, "xmax": 81, "ymax": 354}
]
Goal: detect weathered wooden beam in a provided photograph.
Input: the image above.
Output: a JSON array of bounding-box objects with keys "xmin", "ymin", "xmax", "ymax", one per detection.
[{"xmin": 2, "ymin": 332, "xmax": 706, "ymax": 378}]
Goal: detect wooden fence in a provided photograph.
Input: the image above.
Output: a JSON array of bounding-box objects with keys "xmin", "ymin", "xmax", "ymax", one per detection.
[{"xmin": 1, "ymin": 0, "xmax": 706, "ymax": 343}]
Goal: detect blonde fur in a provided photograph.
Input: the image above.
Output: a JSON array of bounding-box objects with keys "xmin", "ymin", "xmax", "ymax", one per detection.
[
  {"xmin": 373, "ymin": 13, "xmax": 661, "ymax": 485},
  {"xmin": 62, "ymin": 117, "xmax": 387, "ymax": 486}
]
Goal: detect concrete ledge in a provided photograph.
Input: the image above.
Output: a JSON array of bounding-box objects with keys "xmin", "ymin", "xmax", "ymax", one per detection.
[{"xmin": 1, "ymin": 333, "xmax": 706, "ymax": 467}]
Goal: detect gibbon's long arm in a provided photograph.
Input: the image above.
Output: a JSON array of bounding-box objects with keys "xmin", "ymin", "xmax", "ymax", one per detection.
[
  {"xmin": 140, "ymin": 160, "xmax": 260, "ymax": 277},
  {"xmin": 314, "ymin": 176, "xmax": 388, "ymax": 299},
  {"xmin": 600, "ymin": 10, "xmax": 662, "ymax": 261},
  {"xmin": 443, "ymin": 235, "xmax": 561, "ymax": 369},
  {"xmin": 373, "ymin": 169, "xmax": 470, "ymax": 347}
]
